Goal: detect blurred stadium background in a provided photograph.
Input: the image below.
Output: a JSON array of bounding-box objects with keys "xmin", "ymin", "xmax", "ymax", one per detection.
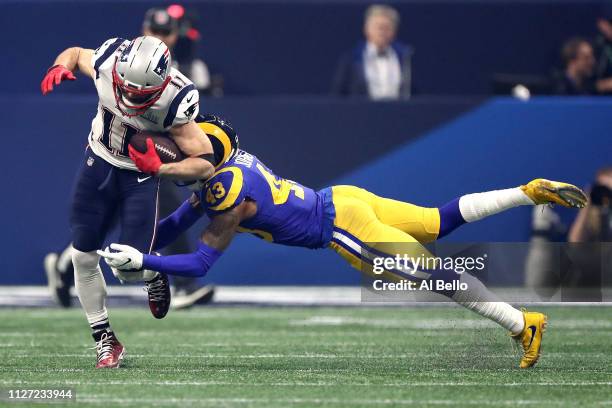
[
  {"xmin": 1, "ymin": 0, "xmax": 611, "ymax": 289},
  {"xmin": 0, "ymin": 0, "xmax": 611, "ymax": 406}
]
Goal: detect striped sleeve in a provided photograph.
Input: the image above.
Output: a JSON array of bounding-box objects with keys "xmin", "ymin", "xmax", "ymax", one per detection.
[
  {"xmin": 92, "ymin": 38, "xmax": 126, "ymax": 79},
  {"xmin": 163, "ymin": 84, "xmax": 199, "ymax": 128}
]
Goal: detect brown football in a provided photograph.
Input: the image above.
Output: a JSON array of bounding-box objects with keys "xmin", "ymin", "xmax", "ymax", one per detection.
[{"xmin": 129, "ymin": 132, "xmax": 185, "ymax": 163}]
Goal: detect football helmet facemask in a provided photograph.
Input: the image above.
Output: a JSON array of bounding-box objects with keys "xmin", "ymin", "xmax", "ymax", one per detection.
[{"xmin": 112, "ymin": 36, "xmax": 172, "ymax": 117}]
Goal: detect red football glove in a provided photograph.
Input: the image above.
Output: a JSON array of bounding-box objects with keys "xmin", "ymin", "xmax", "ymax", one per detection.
[
  {"xmin": 128, "ymin": 138, "xmax": 162, "ymax": 174},
  {"xmin": 41, "ymin": 65, "xmax": 76, "ymax": 95}
]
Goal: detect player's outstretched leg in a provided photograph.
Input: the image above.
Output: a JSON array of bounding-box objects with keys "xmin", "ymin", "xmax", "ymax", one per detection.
[
  {"xmin": 70, "ymin": 153, "xmax": 125, "ymax": 368},
  {"xmin": 329, "ymin": 189, "xmax": 549, "ymax": 368},
  {"xmin": 452, "ymin": 273, "xmax": 547, "ymax": 368},
  {"xmin": 330, "ymin": 180, "xmax": 586, "ymax": 243},
  {"xmin": 412, "ymin": 263, "xmax": 547, "ymax": 368},
  {"xmin": 72, "ymin": 249, "xmax": 125, "ymax": 368},
  {"xmin": 437, "ymin": 178, "xmax": 587, "ymax": 238}
]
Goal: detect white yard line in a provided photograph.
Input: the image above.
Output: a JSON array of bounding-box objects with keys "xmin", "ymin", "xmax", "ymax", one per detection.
[
  {"xmin": 72, "ymin": 396, "xmax": 605, "ymax": 406},
  {"xmin": 4, "ymin": 352, "xmax": 612, "ymax": 359},
  {"xmin": 1, "ymin": 379, "xmax": 611, "ymax": 387},
  {"xmin": 1, "ymin": 285, "xmax": 612, "ymax": 306}
]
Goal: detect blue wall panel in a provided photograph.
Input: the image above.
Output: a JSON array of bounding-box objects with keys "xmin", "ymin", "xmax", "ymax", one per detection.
[
  {"xmin": 206, "ymin": 97, "xmax": 612, "ymax": 285},
  {"xmin": 0, "ymin": 96, "xmax": 610, "ymax": 284}
]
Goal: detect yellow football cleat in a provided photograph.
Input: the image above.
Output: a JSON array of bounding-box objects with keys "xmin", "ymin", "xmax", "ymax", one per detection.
[
  {"xmin": 513, "ymin": 311, "xmax": 547, "ymax": 369},
  {"xmin": 521, "ymin": 178, "xmax": 587, "ymax": 208}
]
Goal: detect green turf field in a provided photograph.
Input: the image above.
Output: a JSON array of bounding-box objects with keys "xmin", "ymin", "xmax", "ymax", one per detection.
[{"xmin": 0, "ymin": 306, "xmax": 610, "ymax": 407}]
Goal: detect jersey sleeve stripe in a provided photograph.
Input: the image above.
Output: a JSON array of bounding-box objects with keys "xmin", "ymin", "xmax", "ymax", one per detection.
[
  {"xmin": 209, "ymin": 167, "xmax": 244, "ymax": 211},
  {"xmin": 163, "ymin": 84, "xmax": 196, "ymax": 128},
  {"xmin": 94, "ymin": 38, "xmax": 126, "ymax": 79}
]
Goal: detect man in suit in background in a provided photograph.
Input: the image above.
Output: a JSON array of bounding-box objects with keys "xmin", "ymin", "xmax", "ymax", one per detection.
[
  {"xmin": 332, "ymin": 4, "xmax": 412, "ymax": 100},
  {"xmin": 553, "ymin": 37, "xmax": 597, "ymax": 95}
]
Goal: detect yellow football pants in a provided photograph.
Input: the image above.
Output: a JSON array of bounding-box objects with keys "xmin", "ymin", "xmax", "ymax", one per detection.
[{"xmin": 328, "ymin": 185, "xmax": 440, "ymax": 279}]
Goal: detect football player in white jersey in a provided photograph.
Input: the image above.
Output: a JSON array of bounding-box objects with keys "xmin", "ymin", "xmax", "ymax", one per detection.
[{"xmin": 41, "ymin": 36, "xmax": 216, "ymax": 368}]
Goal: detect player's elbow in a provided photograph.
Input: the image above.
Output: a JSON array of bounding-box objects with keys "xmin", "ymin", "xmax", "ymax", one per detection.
[
  {"xmin": 65, "ymin": 46, "xmax": 82, "ymax": 53},
  {"xmin": 67, "ymin": 46, "xmax": 86, "ymax": 61},
  {"xmin": 75, "ymin": 47, "xmax": 95, "ymax": 77},
  {"xmin": 195, "ymin": 157, "xmax": 215, "ymax": 180}
]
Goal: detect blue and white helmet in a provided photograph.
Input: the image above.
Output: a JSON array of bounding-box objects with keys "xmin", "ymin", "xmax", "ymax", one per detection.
[{"xmin": 112, "ymin": 36, "xmax": 172, "ymax": 117}]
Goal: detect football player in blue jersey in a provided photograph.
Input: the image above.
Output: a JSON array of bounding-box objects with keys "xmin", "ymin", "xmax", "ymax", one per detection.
[{"xmin": 99, "ymin": 118, "xmax": 587, "ymax": 369}]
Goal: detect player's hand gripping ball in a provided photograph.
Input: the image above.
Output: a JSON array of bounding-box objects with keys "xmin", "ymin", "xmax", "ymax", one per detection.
[
  {"xmin": 128, "ymin": 133, "xmax": 184, "ymax": 174},
  {"xmin": 128, "ymin": 138, "xmax": 163, "ymax": 174}
]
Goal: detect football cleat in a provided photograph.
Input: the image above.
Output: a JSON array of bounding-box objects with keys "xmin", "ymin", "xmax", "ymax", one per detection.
[
  {"xmin": 145, "ymin": 273, "xmax": 171, "ymax": 319},
  {"xmin": 521, "ymin": 179, "xmax": 587, "ymax": 208},
  {"xmin": 43, "ymin": 252, "xmax": 72, "ymax": 308},
  {"xmin": 172, "ymin": 284, "xmax": 216, "ymax": 310},
  {"xmin": 93, "ymin": 330, "xmax": 124, "ymax": 369},
  {"xmin": 513, "ymin": 311, "xmax": 547, "ymax": 369}
]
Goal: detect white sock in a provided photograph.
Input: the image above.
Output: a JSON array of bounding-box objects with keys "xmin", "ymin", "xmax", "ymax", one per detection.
[
  {"xmin": 72, "ymin": 249, "xmax": 109, "ymax": 326},
  {"xmin": 459, "ymin": 187, "xmax": 534, "ymax": 223},
  {"xmin": 452, "ymin": 272, "xmax": 525, "ymax": 335}
]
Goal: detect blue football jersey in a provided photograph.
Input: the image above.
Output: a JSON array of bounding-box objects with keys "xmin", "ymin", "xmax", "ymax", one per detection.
[{"xmin": 197, "ymin": 150, "xmax": 335, "ymax": 249}]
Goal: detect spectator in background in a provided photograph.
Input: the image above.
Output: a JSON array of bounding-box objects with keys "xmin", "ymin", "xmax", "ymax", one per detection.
[
  {"xmin": 564, "ymin": 168, "xmax": 612, "ymax": 301},
  {"xmin": 554, "ymin": 37, "xmax": 597, "ymax": 95},
  {"xmin": 569, "ymin": 168, "xmax": 612, "ymax": 242},
  {"xmin": 525, "ymin": 169, "xmax": 612, "ymax": 301},
  {"xmin": 144, "ymin": 6, "xmax": 211, "ymax": 92},
  {"xmin": 595, "ymin": 2, "xmax": 612, "ymax": 94},
  {"xmin": 332, "ymin": 4, "xmax": 413, "ymax": 100},
  {"xmin": 554, "ymin": 36, "xmax": 612, "ymax": 95}
]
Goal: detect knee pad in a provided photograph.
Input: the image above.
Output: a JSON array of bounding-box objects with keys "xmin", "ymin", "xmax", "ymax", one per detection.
[{"xmin": 72, "ymin": 249, "xmax": 100, "ymax": 272}]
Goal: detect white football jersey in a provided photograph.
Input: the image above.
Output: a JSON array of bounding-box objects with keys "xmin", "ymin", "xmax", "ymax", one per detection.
[{"xmin": 87, "ymin": 38, "xmax": 200, "ymax": 171}]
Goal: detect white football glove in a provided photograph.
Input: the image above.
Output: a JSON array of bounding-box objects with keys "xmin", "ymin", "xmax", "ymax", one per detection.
[{"xmin": 97, "ymin": 243, "xmax": 144, "ymax": 271}]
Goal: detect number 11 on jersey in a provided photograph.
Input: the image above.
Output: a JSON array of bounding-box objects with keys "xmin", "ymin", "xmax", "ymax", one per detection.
[{"xmin": 100, "ymin": 107, "xmax": 139, "ymax": 157}]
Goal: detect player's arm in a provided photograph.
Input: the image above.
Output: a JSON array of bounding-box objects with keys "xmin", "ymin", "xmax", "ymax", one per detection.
[
  {"xmin": 98, "ymin": 167, "xmax": 250, "ymax": 276},
  {"xmin": 159, "ymin": 120, "xmax": 215, "ymax": 181},
  {"xmin": 140, "ymin": 206, "xmax": 243, "ymax": 277},
  {"xmin": 128, "ymin": 87, "xmax": 215, "ymax": 180},
  {"xmin": 41, "ymin": 47, "xmax": 94, "ymax": 94},
  {"xmin": 52, "ymin": 47, "xmax": 95, "ymax": 77},
  {"xmin": 153, "ymin": 193, "xmax": 205, "ymax": 251},
  {"xmin": 98, "ymin": 202, "xmax": 250, "ymax": 277}
]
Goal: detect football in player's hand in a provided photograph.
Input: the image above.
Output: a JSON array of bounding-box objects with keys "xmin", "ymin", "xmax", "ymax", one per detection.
[{"xmin": 129, "ymin": 132, "xmax": 185, "ymax": 163}]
